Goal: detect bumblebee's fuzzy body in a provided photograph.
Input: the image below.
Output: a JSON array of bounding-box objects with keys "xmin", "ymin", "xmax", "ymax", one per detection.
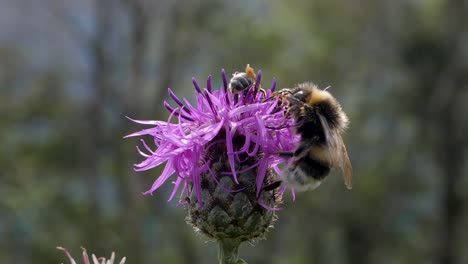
[{"xmin": 278, "ymin": 83, "xmax": 352, "ymax": 190}]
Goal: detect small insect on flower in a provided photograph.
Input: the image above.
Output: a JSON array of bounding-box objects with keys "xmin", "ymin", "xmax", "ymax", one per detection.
[
  {"xmin": 268, "ymin": 82, "xmax": 353, "ymax": 191},
  {"xmin": 229, "ymin": 64, "xmax": 259, "ymax": 93}
]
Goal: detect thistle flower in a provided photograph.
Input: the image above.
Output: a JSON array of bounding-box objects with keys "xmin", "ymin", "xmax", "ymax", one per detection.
[
  {"xmin": 126, "ymin": 67, "xmax": 299, "ymax": 263},
  {"xmin": 57, "ymin": 247, "xmax": 126, "ymax": 264}
]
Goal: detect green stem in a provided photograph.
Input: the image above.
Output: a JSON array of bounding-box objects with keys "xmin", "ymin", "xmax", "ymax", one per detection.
[{"xmin": 217, "ymin": 239, "xmax": 246, "ymax": 264}]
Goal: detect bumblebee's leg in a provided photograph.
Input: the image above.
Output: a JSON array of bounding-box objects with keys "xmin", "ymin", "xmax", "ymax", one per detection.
[
  {"xmin": 261, "ymin": 95, "xmax": 277, "ymax": 103},
  {"xmin": 294, "ymin": 140, "xmax": 316, "ymax": 156},
  {"xmin": 257, "ymin": 88, "xmax": 267, "ymax": 97},
  {"xmin": 276, "ymin": 138, "xmax": 316, "ymax": 158},
  {"xmin": 266, "ymin": 120, "xmax": 304, "ymax": 130},
  {"xmin": 265, "ymin": 120, "xmax": 289, "ymax": 130},
  {"xmin": 262, "ymin": 180, "xmax": 283, "ymax": 192},
  {"xmin": 277, "ymin": 151, "xmax": 294, "ymax": 158}
]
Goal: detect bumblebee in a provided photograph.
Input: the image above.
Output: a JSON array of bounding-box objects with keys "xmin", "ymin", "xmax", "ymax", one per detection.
[
  {"xmin": 229, "ymin": 64, "xmax": 257, "ymax": 93},
  {"xmin": 273, "ymin": 82, "xmax": 353, "ymax": 191}
]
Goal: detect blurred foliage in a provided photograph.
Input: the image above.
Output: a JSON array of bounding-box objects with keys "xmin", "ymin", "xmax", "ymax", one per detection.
[{"xmin": 1, "ymin": 0, "xmax": 467, "ymax": 263}]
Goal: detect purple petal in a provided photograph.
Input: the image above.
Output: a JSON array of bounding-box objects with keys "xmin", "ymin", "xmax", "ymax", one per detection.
[
  {"xmin": 125, "ymin": 116, "xmax": 166, "ymax": 126},
  {"xmin": 203, "ymin": 89, "xmax": 217, "ymax": 118},
  {"xmin": 269, "ymin": 78, "xmax": 277, "ymax": 92},
  {"xmin": 125, "ymin": 127, "xmax": 159, "ymax": 138},
  {"xmin": 226, "ymin": 126, "xmax": 239, "ymax": 184},
  {"xmin": 254, "ymin": 70, "xmax": 262, "ymax": 91},
  {"xmin": 168, "ymin": 88, "xmax": 191, "ymax": 114},
  {"xmin": 163, "ymin": 100, "xmax": 176, "ymax": 113},
  {"xmin": 144, "ymin": 161, "xmax": 176, "ymax": 195},
  {"xmin": 206, "ymin": 75, "xmax": 212, "ymax": 92},
  {"xmin": 168, "ymin": 176, "xmax": 183, "ymax": 202},
  {"xmin": 136, "ymin": 146, "xmax": 151, "ymax": 157},
  {"xmin": 192, "ymin": 77, "xmax": 202, "ymax": 93},
  {"xmin": 221, "ymin": 69, "xmax": 228, "ymax": 93}
]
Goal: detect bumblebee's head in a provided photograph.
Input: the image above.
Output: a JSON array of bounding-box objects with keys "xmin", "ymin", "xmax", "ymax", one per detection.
[{"xmin": 296, "ymin": 83, "xmax": 349, "ymax": 131}]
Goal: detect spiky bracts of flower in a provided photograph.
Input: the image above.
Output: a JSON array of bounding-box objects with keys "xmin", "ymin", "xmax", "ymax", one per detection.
[
  {"xmin": 127, "ymin": 68, "xmax": 299, "ymax": 246},
  {"xmin": 187, "ymin": 138, "xmax": 280, "ymax": 242}
]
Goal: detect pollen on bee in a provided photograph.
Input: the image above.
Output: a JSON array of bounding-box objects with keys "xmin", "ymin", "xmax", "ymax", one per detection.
[{"xmin": 245, "ymin": 64, "xmax": 256, "ymax": 79}]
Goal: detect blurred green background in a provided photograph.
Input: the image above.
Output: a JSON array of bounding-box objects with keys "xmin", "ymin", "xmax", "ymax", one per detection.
[{"xmin": 1, "ymin": 0, "xmax": 467, "ymax": 263}]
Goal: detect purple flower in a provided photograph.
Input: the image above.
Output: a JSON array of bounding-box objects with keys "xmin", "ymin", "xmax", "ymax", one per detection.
[{"xmin": 126, "ymin": 69, "xmax": 299, "ymax": 208}]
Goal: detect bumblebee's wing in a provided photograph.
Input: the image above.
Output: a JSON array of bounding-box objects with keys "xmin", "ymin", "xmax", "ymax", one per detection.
[
  {"xmin": 317, "ymin": 113, "xmax": 341, "ymax": 164},
  {"xmin": 317, "ymin": 112, "xmax": 353, "ymax": 189},
  {"xmin": 335, "ymin": 133, "xmax": 353, "ymax": 189}
]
